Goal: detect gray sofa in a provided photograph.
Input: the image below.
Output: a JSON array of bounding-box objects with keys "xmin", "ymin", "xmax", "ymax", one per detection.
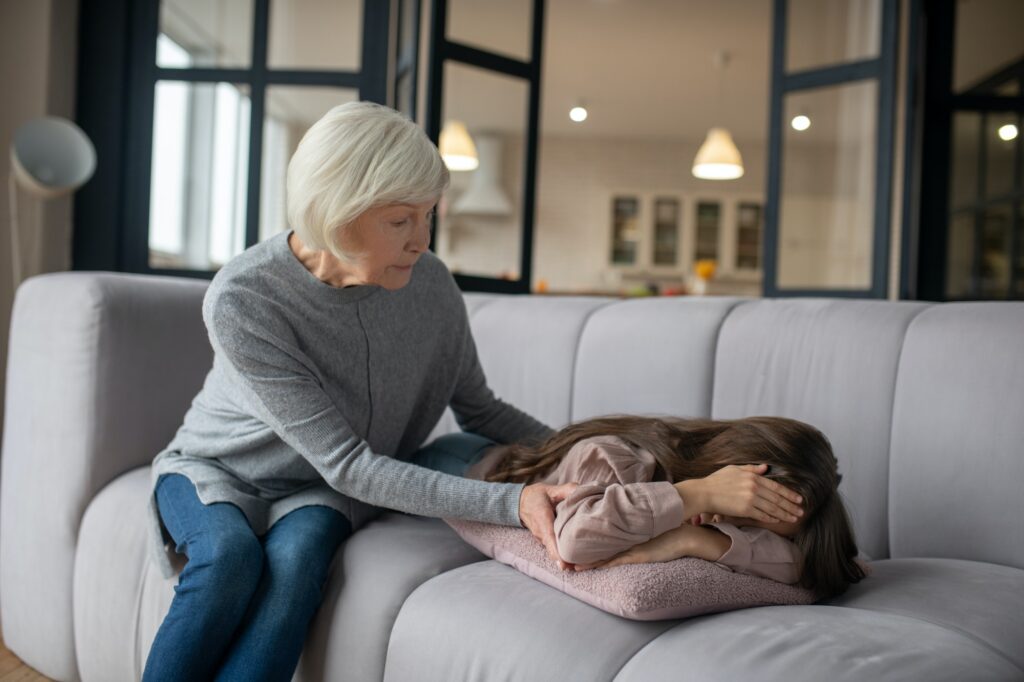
[{"xmin": 2, "ymin": 272, "xmax": 1022, "ymax": 681}]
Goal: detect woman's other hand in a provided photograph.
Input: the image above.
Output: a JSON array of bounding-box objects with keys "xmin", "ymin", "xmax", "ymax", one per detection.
[
  {"xmin": 675, "ymin": 464, "xmax": 803, "ymax": 524},
  {"xmin": 520, "ymin": 482, "xmax": 579, "ymax": 570}
]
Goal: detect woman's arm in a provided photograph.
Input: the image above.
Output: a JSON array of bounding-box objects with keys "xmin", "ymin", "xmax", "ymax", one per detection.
[{"xmin": 205, "ymin": 287, "xmax": 527, "ymax": 527}]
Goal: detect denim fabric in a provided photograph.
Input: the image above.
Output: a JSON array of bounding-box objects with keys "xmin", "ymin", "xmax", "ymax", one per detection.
[
  {"xmin": 411, "ymin": 432, "xmax": 498, "ymax": 477},
  {"xmin": 144, "ymin": 474, "xmax": 351, "ymax": 682}
]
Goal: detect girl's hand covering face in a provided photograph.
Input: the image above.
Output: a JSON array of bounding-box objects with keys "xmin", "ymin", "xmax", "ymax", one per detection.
[{"xmin": 684, "ymin": 463, "xmax": 804, "ymax": 525}]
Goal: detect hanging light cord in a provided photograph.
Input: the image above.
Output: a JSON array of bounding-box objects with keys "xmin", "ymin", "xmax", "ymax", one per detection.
[{"xmin": 8, "ymin": 171, "xmax": 22, "ymax": 291}]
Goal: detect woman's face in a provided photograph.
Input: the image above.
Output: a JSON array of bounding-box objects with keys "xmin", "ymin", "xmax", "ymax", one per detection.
[{"xmin": 338, "ymin": 199, "xmax": 437, "ymax": 290}]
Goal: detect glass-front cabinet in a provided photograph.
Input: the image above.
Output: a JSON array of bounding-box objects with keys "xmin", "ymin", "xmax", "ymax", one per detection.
[{"xmin": 607, "ymin": 191, "xmax": 763, "ymax": 295}]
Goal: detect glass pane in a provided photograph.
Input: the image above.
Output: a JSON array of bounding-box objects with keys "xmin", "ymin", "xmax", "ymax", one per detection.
[
  {"xmin": 695, "ymin": 201, "xmax": 720, "ymax": 262},
  {"xmin": 149, "ymin": 81, "xmax": 250, "ymax": 270},
  {"xmin": 786, "ymin": 0, "xmax": 881, "ymax": 72},
  {"xmin": 259, "ymin": 87, "xmax": 360, "ymax": 243},
  {"xmin": 652, "ymin": 198, "xmax": 680, "ymax": 266},
  {"xmin": 268, "ymin": 0, "xmax": 362, "ymax": 71},
  {"xmin": 737, "ymin": 202, "xmax": 763, "ymax": 270},
  {"xmin": 986, "ymin": 113, "xmax": 1018, "ymax": 199},
  {"xmin": 778, "ymin": 81, "xmax": 877, "ymax": 289},
  {"xmin": 945, "ymin": 212, "xmax": 975, "ymax": 299},
  {"xmin": 980, "ymin": 203, "xmax": 1013, "ymax": 298},
  {"xmin": 158, "ymin": 0, "xmax": 253, "ymax": 68},
  {"xmin": 610, "ymin": 197, "xmax": 640, "ymax": 266},
  {"xmin": 954, "ymin": 0, "xmax": 1024, "ymax": 93},
  {"xmin": 448, "ymin": 0, "xmax": 532, "ymax": 62},
  {"xmin": 436, "ymin": 62, "xmax": 528, "ymax": 280},
  {"xmin": 950, "ymin": 112, "xmax": 981, "ymax": 210}
]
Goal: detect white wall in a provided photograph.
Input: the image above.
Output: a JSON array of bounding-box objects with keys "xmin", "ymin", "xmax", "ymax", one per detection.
[
  {"xmin": 0, "ymin": 0, "xmax": 80, "ymax": 445},
  {"xmin": 436, "ymin": 130, "xmax": 876, "ymax": 296}
]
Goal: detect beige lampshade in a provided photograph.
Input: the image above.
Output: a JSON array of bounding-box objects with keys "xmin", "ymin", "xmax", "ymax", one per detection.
[
  {"xmin": 439, "ymin": 120, "xmax": 478, "ymax": 171},
  {"xmin": 692, "ymin": 127, "xmax": 744, "ymax": 180}
]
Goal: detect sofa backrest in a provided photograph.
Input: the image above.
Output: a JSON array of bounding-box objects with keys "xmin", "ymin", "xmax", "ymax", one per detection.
[
  {"xmin": 465, "ymin": 293, "xmax": 1024, "ymax": 569},
  {"xmin": 888, "ymin": 303, "xmax": 1024, "ymax": 569},
  {"xmin": 710, "ymin": 299, "xmax": 929, "ymax": 560}
]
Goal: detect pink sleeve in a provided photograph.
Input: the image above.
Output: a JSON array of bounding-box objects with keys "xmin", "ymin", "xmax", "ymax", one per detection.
[
  {"xmin": 703, "ymin": 522, "xmax": 803, "ymax": 584},
  {"xmin": 551, "ymin": 437, "xmax": 687, "ymax": 565}
]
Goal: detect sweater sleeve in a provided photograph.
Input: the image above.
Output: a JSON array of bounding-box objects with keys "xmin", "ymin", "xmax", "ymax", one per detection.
[
  {"xmin": 204, "ymin": 287, "xmax": 526, "ymax": 527},
  {"xmin": 703, "ymin": 522, "xmax": 803, "ymax": 584},
  {"xmin": 551, "ymin": 437, "xmax": 687, "ymax": 565},
  {"xmin": 447, "ymin": 300, "xmax": 555, "ymax": 447}
]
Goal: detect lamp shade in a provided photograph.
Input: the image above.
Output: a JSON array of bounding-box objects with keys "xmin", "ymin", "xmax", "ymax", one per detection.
[
  {"xmin": 10, "ymin": 117, "xmax": 96, "ymax": 198},
  {"xmin": 439, "ymin": 120, "xmax": 478, "ymax": 171},
  {"xmin": 692, "ymin": 127, "xmax": 744, "ymax": 180}
]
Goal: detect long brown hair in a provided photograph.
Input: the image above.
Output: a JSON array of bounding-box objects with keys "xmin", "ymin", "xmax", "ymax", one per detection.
[{"xmin": 487, "ymin": 415, "xmax": 866, "ymax": 599}]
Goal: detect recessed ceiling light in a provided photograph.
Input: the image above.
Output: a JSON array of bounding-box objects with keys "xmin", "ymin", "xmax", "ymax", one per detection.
[
  {"xmin": 998, "ymin": 123, "xmax": 1018, "ymax": 141},
  {"xmin": 791, "ymin": 115, "xmax": 811, "ymax": 131},
  {"xmin": 569, "ymin": 106, "xmax": 588, "ymax": 123}
]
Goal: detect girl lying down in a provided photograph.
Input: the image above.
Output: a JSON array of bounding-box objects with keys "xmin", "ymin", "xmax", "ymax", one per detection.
[{"xmin": 414, "ymin": 416, "xmax": 868, "ymax": 600}]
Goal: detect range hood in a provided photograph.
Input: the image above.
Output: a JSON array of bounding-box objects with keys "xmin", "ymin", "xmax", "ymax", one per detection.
[{"xmin": 452, "ymin": 133, "xmax": 512, "ymax": 216}]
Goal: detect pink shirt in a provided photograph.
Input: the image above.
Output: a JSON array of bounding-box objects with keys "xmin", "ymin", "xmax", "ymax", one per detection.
[{"xmin": 470, "ymin": 435, "xmax": 802, "ymax": 583}]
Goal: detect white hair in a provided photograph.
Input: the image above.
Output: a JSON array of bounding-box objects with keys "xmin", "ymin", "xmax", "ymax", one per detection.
[{"xmin": 285, "ymin": 101, "xmax": 449, "ymax": 262}]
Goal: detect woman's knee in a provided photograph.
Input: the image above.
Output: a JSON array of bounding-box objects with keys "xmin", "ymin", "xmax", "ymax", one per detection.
[
  {"xmin": 263, "ymin": 509, "xmax": 349, "ymax": 596},
  {"xmin": 181, "ymin": 529, "xmax": 264, "ymax": 600}
]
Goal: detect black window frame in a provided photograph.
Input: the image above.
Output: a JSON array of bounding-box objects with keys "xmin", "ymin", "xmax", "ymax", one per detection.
[
  {"xmin": 424, "ymin": 0, "xmax": 546, "ymax": 294},
  {"xmin": 763, "ymin": 0, "xmax": 900, "ymax": 299},
  {"xmin": 914, "ymin": 0, "xmax": 1024, "ymax": 301},
  {"xmin": 73, "ymin": 0, "xmax": 390, "ymax": 278}
]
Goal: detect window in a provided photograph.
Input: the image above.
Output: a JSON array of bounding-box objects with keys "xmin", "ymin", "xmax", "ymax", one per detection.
[{"xmin": 73, "ymin": 0, "xmax": 388, "ymax": 276}]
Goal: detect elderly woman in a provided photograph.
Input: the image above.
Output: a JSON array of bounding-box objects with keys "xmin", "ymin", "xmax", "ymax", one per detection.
[{"xmin": 143, "ymin": 101, "xmax": 574, "ymax": 681}]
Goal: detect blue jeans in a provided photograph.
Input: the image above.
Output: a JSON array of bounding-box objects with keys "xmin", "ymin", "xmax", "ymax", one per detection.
[
  {"xmin": 144, "ymin": 474, "xmax": 351, "ymax": 682},
  {"xmin": 410, "ymin": 432, "xmax": 498, "ymax": 477}
]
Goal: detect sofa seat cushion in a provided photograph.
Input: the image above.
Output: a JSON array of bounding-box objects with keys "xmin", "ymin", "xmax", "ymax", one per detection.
[
  {"xmin": 825, "ymin": 557, "xmax": 1024, "ymax": 671},
  {"xmin": 74, "ymin": 467, "xmax": 486, "ymax": 682},
  {"xmin": 385, "ymin": 561, "xmax": 681, "ymax": 681},
  {"xmin": 614, "ymin": 603, "xmax": 1021, "ymax": 682},
  {"xmin": 385, "ymin": 558, "xmax": 1024, "ymax": 682}
]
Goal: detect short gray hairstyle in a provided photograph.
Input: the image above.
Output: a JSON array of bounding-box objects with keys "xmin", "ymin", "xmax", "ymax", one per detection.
[{"xmin": 286, "ymin": 101, "xmax": 449, "ymax": 262}]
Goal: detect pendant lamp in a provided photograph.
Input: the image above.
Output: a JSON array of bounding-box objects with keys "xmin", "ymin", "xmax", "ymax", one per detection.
[
  {"xmin": 692, "ymin": 50, "xmax": 744, "ymax": 181},
  {"xmin": 439, "ymin": 120, "xmax": 478, "ymax": 171}
]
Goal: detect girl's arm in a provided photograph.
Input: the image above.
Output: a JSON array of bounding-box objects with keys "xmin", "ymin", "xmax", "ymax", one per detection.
[
  {"xmin": 573, "ymin": 524, "xmax": 731, "ymax": 569},
  {"xmin": 548, "ymin": 437, "xmax": 688, "ymax": 565},
  {"xmin": 576, "ymin": 522, "xmax": 803, "ymax": 585}
]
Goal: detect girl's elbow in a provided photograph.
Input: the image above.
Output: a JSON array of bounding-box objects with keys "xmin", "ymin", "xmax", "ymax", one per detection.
[{"xmin": 555, "ymin": 528, "xmax": 604, "ymax": 566}]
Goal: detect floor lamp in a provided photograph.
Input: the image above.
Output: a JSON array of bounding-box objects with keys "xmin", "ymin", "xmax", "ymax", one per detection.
[{"xmin": 8, "ymin": 117, "xmax": 96, "ymax": 290}]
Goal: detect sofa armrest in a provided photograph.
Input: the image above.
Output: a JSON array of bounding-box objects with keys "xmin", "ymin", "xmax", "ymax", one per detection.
[{"xmin": 1, "ymin": 272, "xmax": 211, "ymax": 681}]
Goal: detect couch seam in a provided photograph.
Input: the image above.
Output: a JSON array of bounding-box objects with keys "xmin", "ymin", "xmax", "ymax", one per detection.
[
  {"xmin": 607, "ymin": 620, "xmax": 691, "ymax": 682},
  {"xmin": 707, "ymin": 298, "xmax": 752, "ymax": 418},
  {"xmin": 883, "ymin": 303, "xmax": 933, "ymax": 561},
  {"xmin": 567, "ymin": 299, "xmax": 623, "ymax": 422}
]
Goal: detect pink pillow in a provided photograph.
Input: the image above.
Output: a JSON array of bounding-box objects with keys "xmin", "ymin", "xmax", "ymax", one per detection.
[{"xmin": 445, "ymin": 518, "xmax": 817, "ymax": 621}]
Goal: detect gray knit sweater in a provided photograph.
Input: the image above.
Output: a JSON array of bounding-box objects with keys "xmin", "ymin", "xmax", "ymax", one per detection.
[{"xmin": 148, "ymin": 230, "xmax": 553, "ymax": 577}]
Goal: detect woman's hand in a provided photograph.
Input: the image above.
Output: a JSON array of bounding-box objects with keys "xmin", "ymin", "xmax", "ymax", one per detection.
[
  {"xmin": 519, "ymin": 482, "xmax": 579, "ymax": 570},
  {"xmin": 675, "ymin": 464, "xmax": 803, "ymax": 524}
]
